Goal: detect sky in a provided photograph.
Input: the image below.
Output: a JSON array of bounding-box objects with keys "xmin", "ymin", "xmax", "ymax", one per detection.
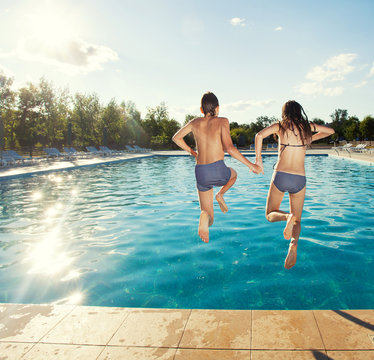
[{"xmin": 0, "ymin": 0, "xmax": 373, "ymax": 125}]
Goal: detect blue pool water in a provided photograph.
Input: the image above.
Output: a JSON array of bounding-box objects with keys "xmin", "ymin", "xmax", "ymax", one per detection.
[{"xmin": 0, "ymin": 155, "xmax": 373, "ymax": 310}]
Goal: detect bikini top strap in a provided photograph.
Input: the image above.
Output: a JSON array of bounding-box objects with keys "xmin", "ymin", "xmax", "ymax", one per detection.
[{"xmin": 280, "ymin": 143, "xmax": 306, "ymax": 147}]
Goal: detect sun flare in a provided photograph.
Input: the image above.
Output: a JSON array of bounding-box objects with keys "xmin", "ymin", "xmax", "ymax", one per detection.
[{"xmin": 22, "ymin": 2, "xmax": 78, "ymax": 46}]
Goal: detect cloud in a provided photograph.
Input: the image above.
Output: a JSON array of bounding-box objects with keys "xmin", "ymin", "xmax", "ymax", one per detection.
[
  {"xmin": 297, "ymin": 53, "xmax": 357, "ymax": 96},
  {"xmin": 354, "ymin": 80, "xmax": 367, "ymax": 88},
  {"xmin": 306, "ymin": 53, "xmax": 357, "ymax": 82},
  {"xmin": 17, "ymin": 35, "xmax": 119, "ymax": 75},
  {"xmin": 230, "ymin": 17, "xmax": 246, "ymax": 27},
  {"xmin": 223, "ymin": 99, "xmax": 276, "ymax": 112},
  {"xmin": 323, "ymin": 87, "xmax": 344, "ymax": 96},
  {"xmin": 370, "ymin": 62, "xmax": 374, "ymax": 77},
  {"xmin": 171, "ymin": 106, "xmax": 200, "ymax": 116},
  {"xmin": 274, "ymin": 26, "xmax": 283, "ymax": 31}
]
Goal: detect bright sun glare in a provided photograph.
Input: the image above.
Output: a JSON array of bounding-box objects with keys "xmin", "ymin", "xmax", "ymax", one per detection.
[{"xmin": 23, "ymin": 2, "xmax": 77, "ymax": 46}]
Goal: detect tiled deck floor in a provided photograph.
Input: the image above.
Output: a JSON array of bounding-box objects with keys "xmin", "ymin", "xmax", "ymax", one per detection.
[{"xmin": 0, "ymin": 304, "xmax": 373, "ymax": 359}]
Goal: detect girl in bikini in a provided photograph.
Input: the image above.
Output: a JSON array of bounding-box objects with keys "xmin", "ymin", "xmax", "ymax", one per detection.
[{"xmin": 255, "ymin": 100, "xmax": 335, "ymax": 269}]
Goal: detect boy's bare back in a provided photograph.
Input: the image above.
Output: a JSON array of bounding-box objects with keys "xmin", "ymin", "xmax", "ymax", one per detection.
[{"xmin": 191, "ymin": 116, "xmax": 229, "ymax": 165}]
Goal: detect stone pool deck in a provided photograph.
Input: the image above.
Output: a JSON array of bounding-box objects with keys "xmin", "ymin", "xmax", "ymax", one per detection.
[{"xmin": 0, "ymin": 304, "xmax": 373, "ymax": 359}]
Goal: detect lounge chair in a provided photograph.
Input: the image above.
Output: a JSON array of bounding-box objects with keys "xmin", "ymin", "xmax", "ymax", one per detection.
[
  {"xmin": 0, "ymin": 150, "xmax": 16, "ymax": 166},
  {"xmin": 70, "ymin": 147, "xmax": 93, "ymax": 158},
  {"xmin": 99, "ymin": 146, "xmax": 124, "ymax": 156},
  {"xmin": 349, "ymin": 144, "xmax": 367, "ymax": 153},
  {"xmin": 43, "ymin": 147, "xmax": 72, "ymax": 160},
  {"xmin": 249, "ymin": 144, "xmax": 255, "ymax": 151},
  {"xmin": 133, "ymin": 145, "xmax": 151, "ymax": 153},
  {"xmin": 125, "ymin": 145, "xmax": 137, "ymax": 152},
  {"xmin": 334, "ymin": 143, "xmax": 352, "ymax": 155},
  {"xmin": 64, "ymin": 147, "xmax": 90, "ymax": 159},
  {"xmin": 86, "ymin": 146, "xmax": 105, "ymax": 156},
  {"xmin": 335, "ymin": 143, "xmax": 352, "ymax": 150},
  {"xmin": 6, "ymin": 150, "xmax": 35, "ymax": 165}
]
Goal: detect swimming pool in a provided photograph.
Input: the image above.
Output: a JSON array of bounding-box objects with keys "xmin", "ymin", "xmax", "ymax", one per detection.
[{"xmin": 0, "ymin": 155, "xmax": 373, "ymax": 310}]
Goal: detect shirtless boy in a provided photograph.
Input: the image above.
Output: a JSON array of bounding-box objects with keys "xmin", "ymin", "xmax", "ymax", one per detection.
[{"xmin": 172, "ymin": 92, "xmax": 261, "ymax": 243}]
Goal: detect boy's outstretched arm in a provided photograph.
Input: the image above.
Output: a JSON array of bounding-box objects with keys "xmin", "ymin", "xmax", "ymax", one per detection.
[
  {"xmin": 311, "ymin": 124, "xmax": 335, "ymax": 142},
  {"xmin": 221, "ymin": 118, "xmax": 261, "ymax": 174},
  {"xmin": 172, "ymin": 121, "xmax": 197, "ymax": 158}
]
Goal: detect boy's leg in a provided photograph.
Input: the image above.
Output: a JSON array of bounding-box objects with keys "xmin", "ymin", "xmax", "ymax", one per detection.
[
  {"xmin": 284, "ymin": 187, "xmax": 306, "ymax": 269},
  {"xmin": 197, "ymin": 189, "xmax": 214, "ymax": 243},
  {"xmin": 216, "ymin": 168, "xmax": 237, "ymax": 213}
]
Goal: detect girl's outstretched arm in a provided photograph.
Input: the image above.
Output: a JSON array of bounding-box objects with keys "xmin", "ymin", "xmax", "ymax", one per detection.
[
  {"xmin": 255, "ymin": 123, "xmax": 279, "ymax": 173},
  {"xmin": 172, "ymin": 121, "xmax": 197, "ymax": 158},
  {"xmin": 311, "ymin": 123, "xmax": 335, "ymax": 142}
]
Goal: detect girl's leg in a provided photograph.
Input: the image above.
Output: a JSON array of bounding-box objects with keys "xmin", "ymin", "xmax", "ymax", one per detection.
[
  {"xmin": 265, "ymin": 181, "xmax": 287, "ymax": 222},
  {"xmin": 266, "ymin": 181, "xmax": 298, "ymax": 240},
  {"xmin": 284, "ymin": 187, "xmax": 306, "ymax": 269},
  {"xmin": 216, "ymin": 168, "xmax": 237, "ymax": 213},
  {"xmin": 197, "ymin": 189, "xmax": 214, "ymax": 243}
]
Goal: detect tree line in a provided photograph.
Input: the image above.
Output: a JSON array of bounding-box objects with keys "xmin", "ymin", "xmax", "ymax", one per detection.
[
  {"xmin": 0, "ymin": 75, "xmax": 181, "ymax": 154},
  {"xmin": 1, "ymin": 74, "xmax": 373, "ymax": 154}
]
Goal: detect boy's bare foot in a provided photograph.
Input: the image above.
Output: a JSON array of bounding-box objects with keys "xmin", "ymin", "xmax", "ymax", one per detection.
[
  {"xmin": 284, "ymin": 239, "xmax": 297, "ymax": 269},
  {"xmin": 216, "ymin": 193, "xmax": 228, "ymax": 213},
  {"xmin": 283, "ymin": 213, "xmax": 297, "ymax": 240},
  {"xmin": 198, "ymin": 210, "xmax": 210, "ymax": 243}
]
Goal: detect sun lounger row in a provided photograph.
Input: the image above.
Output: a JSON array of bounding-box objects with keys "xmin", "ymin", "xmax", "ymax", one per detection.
[
  {"xmin": 43, "ymin": 145, "xmax": 151, "ymax": 159},
  {"xmin": 0, "ymin": 144, "xmax": 153, "ymax": 167},
  {"xmin": 335, "ymin": 143, "xmax": 369, "ymax": 153},
  {"xmin": 0, "ymin": 150, "xmax": 36, "ymax": 166},
  {"xmin": 348, "ymin": 143, "xmax": 368, "ymax": 153}
]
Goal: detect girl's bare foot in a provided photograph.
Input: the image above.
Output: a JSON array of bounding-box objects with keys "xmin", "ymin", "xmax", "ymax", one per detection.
[
  {"xmin": 284, "ymin": 239, "xmax": 297, "ymax": 269},
  {"xmin": 283, "ymin": 213, "xmax": 297, "ymax": 240},
  {"xmin": 216, "ymin": 193, "xmax": 228, "ymax": 213},
  {"xmin": 198, "ymin": 210, "xmax": 210, "ymax": 243}
]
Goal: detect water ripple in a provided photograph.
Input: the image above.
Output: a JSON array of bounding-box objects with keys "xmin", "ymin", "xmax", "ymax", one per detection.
[{"xmin": 0, "ymin": 156, "xmax": 373, "ymax": 309}]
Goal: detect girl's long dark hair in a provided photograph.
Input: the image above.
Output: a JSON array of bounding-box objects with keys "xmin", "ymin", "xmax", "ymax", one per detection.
[{"xmin": 279, "ymin": 100, "xmax": 313, "ymax": 145}]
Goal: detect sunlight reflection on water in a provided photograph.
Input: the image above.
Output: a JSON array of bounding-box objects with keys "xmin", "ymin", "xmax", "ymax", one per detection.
[{"xmin": 0, "ymin": 155, "xmax": 373, "ymax": 309}]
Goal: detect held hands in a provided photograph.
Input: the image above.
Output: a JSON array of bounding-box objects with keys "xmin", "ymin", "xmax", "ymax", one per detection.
[
  {"xmin": 254, "ymin": 160, "xmax": 264, "ymax": 174},
  {"xmin": 250, "ymin": 163, "xmax": 263, "ymax": 174}
]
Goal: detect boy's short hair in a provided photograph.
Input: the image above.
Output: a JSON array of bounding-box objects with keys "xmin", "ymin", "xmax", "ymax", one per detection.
[{"xmin": 201, "ymin": 92, "xmax": 219, "ymax": 116}]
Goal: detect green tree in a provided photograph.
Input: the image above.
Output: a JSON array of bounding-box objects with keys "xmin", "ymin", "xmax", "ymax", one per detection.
[
  {"xmin": 311, "ymin": 118, "xmax": 325, "ymax": 125},
  {"xmin": 119, "ymin": 101, "xmax": 145, "ymax": 146},
  {"xmin": 330, "ymin": 109, "xmax": 348, "ymax": 141},
  {"xmin": 0, "ymin": 74, "xmax": 16, "ymax": 149},
  {"xmin": 70, "ymin": 93, "xmax": 102, "ymax": 146},
  {"xmin": 142, "ymin": 103, "xmax": 180, "ymax": 148},
  {"xmin": 38, "ymin": 78, "xmax": 70, "ymax": 147},
  {"xmin": 360, "ymin": 115, "xmax": 374, "ymax": 140},
  {"xmin": 15, "ymin": 83, "xmax": 41, "ymax": 153},
  {"xmin": 230, "ymin": 128, "xmax": 250, "ymax": 146},
  {"xmin": 249, "ymin": 116, "xmax": 278, "ymax": 143},
  {"xmin": 343, "ymin": 116, "xmax": 360, "ymax": 141},
  {"xmin": 100, "ymin": 99, "xmax": 122, "ymax": 145},
  {"xmin": 230, "ymin": 121, "xmax": 239, "ymax": 130}
]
